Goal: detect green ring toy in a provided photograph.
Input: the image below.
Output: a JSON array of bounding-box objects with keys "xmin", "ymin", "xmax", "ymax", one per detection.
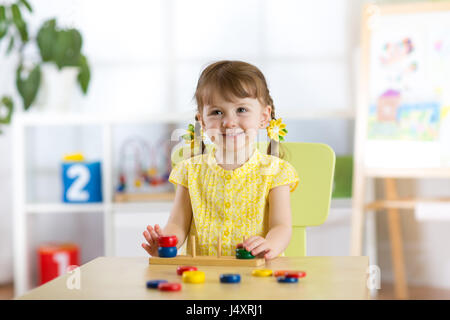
[{"xmin": 235, "ymin": 248, "xmax": 255, "ymax": 259}]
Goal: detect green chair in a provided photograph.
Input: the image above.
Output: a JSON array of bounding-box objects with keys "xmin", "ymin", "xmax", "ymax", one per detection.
[{"xmin": 256, "ymin": 142, "xmax": 336, "ymax": 256}]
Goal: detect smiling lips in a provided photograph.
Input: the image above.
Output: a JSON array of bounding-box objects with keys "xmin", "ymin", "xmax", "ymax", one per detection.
[{"xmin": 222, "ymin": 131, "xmax": 244, "ymax": 137}]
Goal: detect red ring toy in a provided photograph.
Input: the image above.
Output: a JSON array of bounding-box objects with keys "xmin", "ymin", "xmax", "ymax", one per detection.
[
  {"xmin": 158, "ymin": 235, "xmax": 178, "ymax": 247},
  {"xmin": 274, "ymin": 270, "xmax": 306, "ymax": 278},
  {"xmin": 158, "ymin": 282, "xmax": 182, "ymax": 292},
  {"xmin": 176, "ymin": 266, "xmax": 198, "ymax": 276}
]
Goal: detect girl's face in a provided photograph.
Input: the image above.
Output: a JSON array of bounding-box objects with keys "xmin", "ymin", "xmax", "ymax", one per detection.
[{"xmin": 197, "ymin": 96, "xmax": 272, "ymax": 155}]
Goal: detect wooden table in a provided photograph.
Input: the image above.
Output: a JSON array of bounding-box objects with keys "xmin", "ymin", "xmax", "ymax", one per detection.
[{"xmin": 18, "ymin": 256, "xmax": 369, "ymax": 300}]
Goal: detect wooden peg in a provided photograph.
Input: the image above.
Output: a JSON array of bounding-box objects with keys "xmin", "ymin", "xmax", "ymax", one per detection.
[
  {"xmin": 190, "ymin": 235, "xmax": 196, "ymax": 258},
  {"xmin": 217, "ymin": 236, "xmax": 222, "ymax": 258}
]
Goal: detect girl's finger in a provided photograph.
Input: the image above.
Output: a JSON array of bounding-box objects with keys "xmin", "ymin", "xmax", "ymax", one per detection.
[
  {"xmin": 142, "ymin": 243, "xmax": 152, "ymax": 255},
  {"xmin": 263, "ymin": 249, "xmax": 273, "ymax": 260},
  {"xmin": 251, "ymin": 242, "xmax": 269, "ymax": 257},
  {"xmin": 245, "ymin": 237, "xmax": 264, "ymax": 252},
  {"xmin": 146, "ymin": 225, "xmax": 155, "ymax": 239},
  {"xmin": 243, "ymin": 236, "xmax": 258, "ymax": 249},
  {"xmin": 154, "ymin": 224, "xmax": 164, "ymax": 237},
  {"xmin": 148, "ymin": 226, "xmax": 159, "ymax": 242},
  {"xmin": 143, "ymin": 231, "xmax": 152, "ymax": 243}
]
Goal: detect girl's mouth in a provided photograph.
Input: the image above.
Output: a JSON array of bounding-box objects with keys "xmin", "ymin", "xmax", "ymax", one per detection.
[{"xmin": 222, "ymin": 132, "xmax": 244, "ymax": 139}]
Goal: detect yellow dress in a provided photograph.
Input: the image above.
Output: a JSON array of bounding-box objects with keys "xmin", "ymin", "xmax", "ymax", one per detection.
[{"xmin": 168, "ymin": 144, "xmax": 299, "ymax": 256}]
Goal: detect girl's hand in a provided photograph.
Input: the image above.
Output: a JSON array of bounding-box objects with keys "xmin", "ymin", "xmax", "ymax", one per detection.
[
  {"xmin": 142, "ymin": 224, "xmax": 164, "ymax": 256},
  {"xmin": 241, "ymin": 236, "xmax": 276, "ymax": 260}
]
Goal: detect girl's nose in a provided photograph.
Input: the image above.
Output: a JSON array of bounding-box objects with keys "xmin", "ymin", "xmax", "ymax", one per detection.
[{"xmin": 222, "ymin": 115, "xmax": 238, "ymax": 128}]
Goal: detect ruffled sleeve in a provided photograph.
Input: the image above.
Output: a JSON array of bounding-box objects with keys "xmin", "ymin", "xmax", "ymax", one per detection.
[
  {"xmin": 269, "ymin": 160, "xmax": 299, "ymax": 193},
  {"xmin": 168, "ymin": 160, "xmax": 189, "ymax": 188}
]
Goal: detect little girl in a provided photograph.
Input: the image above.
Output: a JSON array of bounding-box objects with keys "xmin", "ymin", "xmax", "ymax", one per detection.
[{"xmin": 142, "ymin": 60, "xmax": 299, "ymax": 260}]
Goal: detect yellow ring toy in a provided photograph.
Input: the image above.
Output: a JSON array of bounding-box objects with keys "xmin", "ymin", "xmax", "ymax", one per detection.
[
  {"xmin": 182, "ymin": 270, "xmax": 205, "ymax": 284},
  {"xmin": 252, "ymin": 269, "xmax": 273, "ymax": 277}
]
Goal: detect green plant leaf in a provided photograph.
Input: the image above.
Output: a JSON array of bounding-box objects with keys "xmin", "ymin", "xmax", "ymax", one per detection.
[
  {"xmin": 0, "ymin": 96, "xmax": 14, "ymax": 124},
  {"xmin": 54, "ymin": 29, "xmax": 82, "ymax": 69},
  {"xmin": 19, "ymin": 0, "xmax": 33, "ymax": 13},
  {"xmin": 279, "ymin": 135, "xmax": 285, "ymax": 142},
  {"xmin": 188, "ymin": 124, "xmax": 194, "ymax": 131},
  {"xmin": 16, "ymin": 64, "xmax": 41, "ymax": 110},
  {"xmin": 0, "ymin": 6, "xmax": 8, "ymax": 40},
  {"xmin": 37, "ymin": 18, "xmax": 57, "ymax": 62},
  {"xmin": 281, "ymin": 128, "xmax": 288, "ymax": 133},
  {"xmin": 6, "ymin": 35, "xmax": 14, "ymax": 54},
  {"xmin": 77, "ymin": 54, "xmax": 90, "ymax": 94},
  {"xmin": 11, "ymin": 4, "xmax": 28, "ymax": 42}
]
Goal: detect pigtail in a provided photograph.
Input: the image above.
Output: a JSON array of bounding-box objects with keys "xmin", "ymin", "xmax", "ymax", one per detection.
[
  {"xmin": 194, "ymin": 114, "xmax": 206, "ymax": 156},
  {"xmin": 265, "ymin": 98, "xmax": 285, "ymax": 160}
]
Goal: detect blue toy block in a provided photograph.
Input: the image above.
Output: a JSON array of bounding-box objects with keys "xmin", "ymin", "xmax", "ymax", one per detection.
[
  {"xmin": 220, "ymin": 274, "xmax": 241, "ymax": 283},
  {"xmin": 62, "ymin": 161, "xmax": 102, "ymax": 203},
  {"xmin": 146, "ymin": 279, "xmax": 168, "ymax": 289},
  {"xmin": 158, "ymin": 246, "xmax": 177, "ymax": 258},
  {"xmin": 277, "ymin": 276, "xmax": 299, "ymax": 283}
]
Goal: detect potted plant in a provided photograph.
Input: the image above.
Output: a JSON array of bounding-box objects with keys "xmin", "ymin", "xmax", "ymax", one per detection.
[{"xmin": 0, "ymin": 0, "xmax": 90, "ymax": 132}]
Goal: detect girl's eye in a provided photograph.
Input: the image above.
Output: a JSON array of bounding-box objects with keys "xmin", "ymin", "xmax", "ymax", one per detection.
[
  {"xmin": 238, "ymin": 107, "xmax": 247, "ymax": 113},
  {"xmin": 211, "ymin": 110, "xmax": 222, "ymax": 115}
]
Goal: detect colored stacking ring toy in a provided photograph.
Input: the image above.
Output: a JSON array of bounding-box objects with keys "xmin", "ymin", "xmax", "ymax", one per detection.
[
  {"xmin": 158, "ymin": 246, "xmax": 177, "ymax": 258},
  {"xmin": 220, "ymin": 274, "xmax": 241, "ymax": 283},
  {"xmin": 235, "ymin": 248, "xmax": 255, "ymax": 259},
  {"xmin": 177, "ymin": 266, "xmax": 198, "ymax": 276},
  {"xmin": 182, "ymin": 271, "xmax": 205, "ymax": 284},
  {"xmin": 277, "ymin": 276, "xmax": 299, "ymax": 283},
  {"xmin": 274, "ymin": 270, "xmax": 306, "ymax": 278},
  {"xmin": 252, "ymin": 269, "xmax": 273, "ymax": 277},
  {"xmin": 158, "ymin": 282, "xmax": 182, "ymax": 291},
  {"xmin": 158, "ymin": 235, "xmax": 178, "ymax": 247},
  {"xmin": 146, "ymin": 279, "xmax": 168, "ymax": 289}
]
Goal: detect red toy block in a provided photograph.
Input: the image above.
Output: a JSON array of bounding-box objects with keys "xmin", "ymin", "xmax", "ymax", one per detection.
[
  {"xmin": 38, "ymin": 243, "xmax": 80, "ymax": 285},
  {"xmin": 176, "ymin": 266, "xmax": 198, "ymax": 275},
  {"xmin": 274, "ymin": 270, "xmax": 306, "ymax": 278},
  {"xmin": 158, "ymin": 235, "xmax": 178, "ymax": 247},
  {"xmin": 158, "ymin": 282, "xmax": 182, "ymax": 292}
]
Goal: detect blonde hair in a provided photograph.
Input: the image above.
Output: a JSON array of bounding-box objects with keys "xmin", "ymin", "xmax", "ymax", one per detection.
[{"xmin": 193, "ymin": 60, "xmax": 285, "ymax": 159}]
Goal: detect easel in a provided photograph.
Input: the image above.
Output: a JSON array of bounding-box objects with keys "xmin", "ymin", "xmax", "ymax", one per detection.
[
  {"xmin": 149, "ymin": 235, "xmax": 265, "ymax": 267},
  {"xmin": 351, "ymin": 2, "xmax": 450, "ymax": 300}
]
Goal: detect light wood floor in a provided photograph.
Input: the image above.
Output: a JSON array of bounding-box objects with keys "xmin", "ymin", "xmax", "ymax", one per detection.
[
  {"xmin": 0, "ymin": 283, "xmax": 13, "ymax": 300},
  {"xmin": 2, "ymin": 282, "xmax": 450, "ymax": 300}
]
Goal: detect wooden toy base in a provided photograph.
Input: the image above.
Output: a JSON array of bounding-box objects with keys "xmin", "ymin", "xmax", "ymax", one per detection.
[{"xmin": 149, "ymin": 255, "xmax": 265, "ymax": 267}]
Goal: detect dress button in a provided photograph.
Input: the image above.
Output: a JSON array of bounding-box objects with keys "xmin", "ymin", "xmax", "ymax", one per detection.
[
  {"xmin": 225, "ymin": 202, "xmax": 231, "ymax": 208},
  {"xmin": 225, "ymin": 174, "xmax": 231, "ymax": 180}
]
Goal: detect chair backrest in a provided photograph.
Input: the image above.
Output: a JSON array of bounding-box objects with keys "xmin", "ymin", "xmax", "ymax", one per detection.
[
  {"xmin": 171, "ymin": 142, "xmax": 336, "ymax": 257},
  {"xmin": 256, "ymin": 142, "xmax": 335, "ymax": 256}
]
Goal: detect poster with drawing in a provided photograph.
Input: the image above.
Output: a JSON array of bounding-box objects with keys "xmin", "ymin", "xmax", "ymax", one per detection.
[{"xmin": 365, "ymin": 12, "xmax": 450, "ymax": 168}]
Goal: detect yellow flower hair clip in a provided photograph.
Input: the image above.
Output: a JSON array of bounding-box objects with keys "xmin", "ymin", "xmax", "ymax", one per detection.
[
  {"xmin": 182, "ymin": 123, "xmax": 204, "ymax": 149},
  {"xmin": 182, "ymin": 124, "xmax": 195, "ymax": 148},
  {"xmin": 267, "ymin": 118, "xmax": 288, "ymax": 142}
]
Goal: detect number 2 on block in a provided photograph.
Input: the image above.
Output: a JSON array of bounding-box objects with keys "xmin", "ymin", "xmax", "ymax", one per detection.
[{"xmin": 67, "ymin": 164, "xmax": 90, "ymax": 201}]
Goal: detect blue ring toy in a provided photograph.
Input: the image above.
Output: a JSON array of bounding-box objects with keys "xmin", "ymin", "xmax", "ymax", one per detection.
[
  {"xmin": 277, "ymin": 276, "xmax": 299, "ymax": 283},
  {"xmin": 220, "ymin": 274, "xmax": 241, "ymax": 283},
  {"xmin": 158, "ymin": 246, "xmax": 177, "ymax": 258},
  {"xmin": 146, "ymin": 279, "xmax": 168, "ymax": 289}
]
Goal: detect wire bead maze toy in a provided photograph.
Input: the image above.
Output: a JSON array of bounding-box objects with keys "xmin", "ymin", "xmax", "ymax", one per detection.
[{"xmin": 116, "ymin": 136, "xmax": 172, "ymax": 197}]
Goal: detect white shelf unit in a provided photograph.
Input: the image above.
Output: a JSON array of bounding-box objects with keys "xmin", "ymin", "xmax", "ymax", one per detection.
[{"xmin": 12, "ymin": 110, "xmax": 355, "ymax": 296}]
